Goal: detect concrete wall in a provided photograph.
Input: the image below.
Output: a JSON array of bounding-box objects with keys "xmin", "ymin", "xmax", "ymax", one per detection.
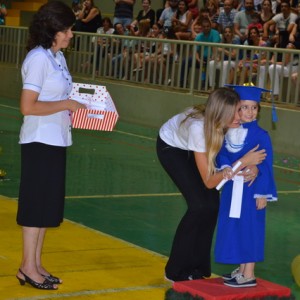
[{"xmin": 1, "ymin": 64, "xmax": 299, "ymax": 156}]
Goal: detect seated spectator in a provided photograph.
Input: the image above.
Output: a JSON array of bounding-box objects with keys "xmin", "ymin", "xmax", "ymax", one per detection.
[
  {"xmin": 75, "ymin": 0, "xmax": 102, "ymax": 32},
  {"xmin": 135, "ymin": 22, "xmax": 164, "ymax": 78},
  {"xmin": 188, "ymin": 7, "xmax": 210, "ymax": 35},
  {"xmin": 158, "ymin": 0, "xmax": 179, "ymax": 30},
  {"xmin": 291, "ymin": 71, "xmax": 298, "ymax": 84},
  {"xmin": 190, "ymin": 18, "xmax": 202, "ymax": 39},
  {"xmin": 172, "ymin": 0, "xmax": 193, "ymax": 40},
  {"xmin": 145, "ymin": 27, "xmax": 177, "ymax": 84},
  {"xmin": 208, "ymin": 26, "xmax": 238, "ymax": 87},
  {"xmin": 233, "ymin": 0, "xmax": 256, "ymax": 44},
  {"xmin": 237, "ymin": 26, "xmax": 267, "ymax": 84},
  {"xmin": 95, "ymin": 17, "xmax": 114, "ymax": 68},
  {"xmin": 110, "ymin": 23, "xmax": 127, "ymax": 77},
  {"xmin": 0, "ymin": 1, "xmax": 7, "ymax": 25},
  {"xmin": 259, "ymin": 0, "xmax": 275, "ymax": 45},
  {"xmin": 289, "ymin": 14, "xmax": 300, "ymax": 49},
  {"xmin": 180, "ymin": 17, "xmax": 221, "ymax": 87},
  {"xmin": 217, "ymin": 0, "xmax": 237, "ymax": 33},
  {"xmin": 131, "ymin": 0, "xmax": 155, "ymax": 29},
  {"xmin": 113, "ymin": 0, "xmax": 136, "ymax": 28},
  {"xmin": 72, "ymin": 0, "xmax": 82, "ymax": 21},
  {"xmin": 156, "ymin": 0, "xmax": 169, "ymax": 21},
  {"xmin": 258, "ymin": 34, "xmax": 298, "ymax": 96},
  {"xmin": 127, "ymin": 19, "xmax": 151, "ymax": 70},
  {"xmin": 245, "ymin": 11, "xmax": 263, "ymax": 37},
  {"xmin": 206, "ymin": 0, "xmax": 220, "ymax": 30},
  {"xmin": 260, "ymin": 0, "xmax": 274, "ymax": 25},
  {"xmin": 81, "ymin": 17, "xmax": 115, "ymax": 72},
  {"xmin": 186, "ymin": 0, "xmax": 199, "ymax": 19},
  {"xmin": 263, "ymin": 0, "xmax": 297, "ymax": 48}
]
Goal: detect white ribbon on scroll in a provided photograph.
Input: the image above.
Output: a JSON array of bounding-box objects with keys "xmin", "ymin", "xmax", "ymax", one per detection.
[
  {"xmin": 216, "ymin": 160, "xmax": 242, "ymax": 191},
  {"xmin": 229, "ymin": 174, "xmax": 244, "ymax": 218}
]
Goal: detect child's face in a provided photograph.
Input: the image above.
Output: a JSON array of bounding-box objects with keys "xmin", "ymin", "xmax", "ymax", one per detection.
[{"xmin": 239, "ymin": 100, "xmax": 258, "ymax": 123}]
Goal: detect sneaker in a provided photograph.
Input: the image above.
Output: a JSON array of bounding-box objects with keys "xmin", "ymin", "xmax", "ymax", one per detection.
[
  {"xmin": 224, "ymin": 274, "xmax": 257, "ymax": 288},
  {"xmin": 222, "ymin": 267, "xmax": 241, "ymax": 280}
]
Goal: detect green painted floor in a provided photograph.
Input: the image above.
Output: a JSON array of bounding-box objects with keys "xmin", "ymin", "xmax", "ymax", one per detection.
[{"xmin": 1, "ymin": 96, "xmax": 300, "ymax": 298}]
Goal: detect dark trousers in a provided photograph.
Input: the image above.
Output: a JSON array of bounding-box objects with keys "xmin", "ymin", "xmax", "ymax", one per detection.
[{"xmin": 156, "ymin": 136, "xmax": 219, "ymax": 280}]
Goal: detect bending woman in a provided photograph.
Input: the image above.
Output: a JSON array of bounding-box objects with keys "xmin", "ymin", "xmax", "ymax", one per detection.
[{"xmin": 156, "ymin": 87, "xmax": 266, "ymax": 282}]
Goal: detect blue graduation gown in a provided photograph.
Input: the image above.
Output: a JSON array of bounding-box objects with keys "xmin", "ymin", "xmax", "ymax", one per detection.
[{"xmin": 214, "ymin": 120, "xmax": 277, "ymax": 264}]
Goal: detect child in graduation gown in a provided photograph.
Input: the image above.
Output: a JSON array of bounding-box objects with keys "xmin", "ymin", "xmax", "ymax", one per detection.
[{"xmin": 214, "ymin": 85, "xmax": 278, "ymax": 288}]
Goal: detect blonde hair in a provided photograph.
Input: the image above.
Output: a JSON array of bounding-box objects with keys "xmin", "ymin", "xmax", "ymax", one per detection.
[
  {"xmin": 180, "ymin": 88, "xmax": 239, "ymax": 177},
  {"xmin": 204, "ymin": 87, "xmax": 240, "ymax": 176}
]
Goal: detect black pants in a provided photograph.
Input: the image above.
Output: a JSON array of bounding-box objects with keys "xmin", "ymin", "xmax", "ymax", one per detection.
[{"xmin": 156, "ymin": 136, "xmax": 219, "ymax": 281}]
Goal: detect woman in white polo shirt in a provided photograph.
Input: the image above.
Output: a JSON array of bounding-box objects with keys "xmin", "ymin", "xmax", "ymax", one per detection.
[{"xmin": 16, "ymin": 1, "xmax": 85, "ymax": 290}]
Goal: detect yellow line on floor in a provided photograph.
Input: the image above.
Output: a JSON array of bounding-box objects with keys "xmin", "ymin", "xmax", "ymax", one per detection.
[{"xmin": 0, "ymin": 195, "xmax": 171, "ymax": 300}]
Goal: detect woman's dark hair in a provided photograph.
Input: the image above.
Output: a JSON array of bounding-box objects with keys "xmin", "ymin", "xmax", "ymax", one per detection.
[
  {"xmin": 27, "ymin": 1, "xmax": 75, "ymax": 51},
  {"xmin": 175, "ymin": 0, "xmax": 188, "ymax": 19},
  {"xmin": 247, "ymin": 26, "xmax": 260, "ymax": 45},
  {"xmin": 102, "ymin": 17, "xmax": 113, "ymax": 28}
]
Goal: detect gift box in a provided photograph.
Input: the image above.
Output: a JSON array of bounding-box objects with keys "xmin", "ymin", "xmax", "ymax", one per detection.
[{"xmin": 70, "ymin": 83, "xmax": 119, "ymax": 131}]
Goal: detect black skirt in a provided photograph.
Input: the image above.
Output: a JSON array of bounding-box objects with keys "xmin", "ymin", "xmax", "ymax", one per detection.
[{"xmin": 17, "ymin": 142, "xmax": 67, "ymax": 227}]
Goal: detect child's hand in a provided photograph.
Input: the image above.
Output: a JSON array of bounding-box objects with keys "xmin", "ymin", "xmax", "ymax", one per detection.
[{"xmin": 256, "ymin": 197, "xmax": 267, "ymax": 210}]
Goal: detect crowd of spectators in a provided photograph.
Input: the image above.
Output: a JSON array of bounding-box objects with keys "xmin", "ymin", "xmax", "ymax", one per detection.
[{"xmin": 70, "ymin": 0, "xmax": 300, "ymax": 93}]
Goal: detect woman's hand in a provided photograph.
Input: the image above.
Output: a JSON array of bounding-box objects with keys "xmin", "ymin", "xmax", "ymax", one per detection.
[
  {"xmin": 240, "ymin": 145, "xmax": 266, "ymax": 167},
  {"xmin": 256, "ymin": 197, "xmax": 267, "ymax": 210},
  {"xmin": 68, "ymin": 100, "xmax": 86, "ymax": 112}
]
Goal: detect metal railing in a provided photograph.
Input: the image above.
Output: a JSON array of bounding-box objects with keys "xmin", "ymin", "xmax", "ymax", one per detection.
[{"xmin": 1, "ymin": 26, "xmax": 300, "ymax": 106}]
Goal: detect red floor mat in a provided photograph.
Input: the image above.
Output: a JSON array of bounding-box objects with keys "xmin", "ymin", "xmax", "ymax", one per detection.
[{"xmin": 173, "ymin": 277, "xmax": 291, "ymax": 300}]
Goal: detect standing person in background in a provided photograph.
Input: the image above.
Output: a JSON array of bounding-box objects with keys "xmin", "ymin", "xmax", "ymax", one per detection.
[
  {"xmin": 0, "ymin": 1, "xmax": 7, "ymax": 25},
  {"xmin": 113, "ymin": 0, "xmax": 136, "ymax": 28},
  {"xmin": 75, "ymin": 0, "xmax": 102, "ymax": 32},
  {"xmin": 16, "ymin": 1, "xmax": 86, "ymax": 290},
  {"xmin": 157, "ymin": 87, "xmax": 266, "ymax": 282},
  {"xmin": 215, "ymin": 85, "xmax": 277, "ymax": 288}
]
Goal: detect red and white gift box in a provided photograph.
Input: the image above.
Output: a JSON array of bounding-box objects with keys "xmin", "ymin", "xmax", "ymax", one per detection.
[{"xmin": 70, "ymin": 83, "xmax": 119, "ymax": 131}]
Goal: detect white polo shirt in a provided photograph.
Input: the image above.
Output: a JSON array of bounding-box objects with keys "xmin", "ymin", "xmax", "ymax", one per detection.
[
  {"xmin": 19, "ymin": 46, "xmax": 73, "ymax": 146},
  {"xmin": 159, "ymin": 108, "xmax": 206, "ymax": 153}
]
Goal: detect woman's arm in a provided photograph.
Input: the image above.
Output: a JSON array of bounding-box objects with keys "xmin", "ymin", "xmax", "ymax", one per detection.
[
  {"xmin": 81, "ymin": 7, "xmax": 100, "ymax": 23},
  {"xmin": 194, "ymin": 145, "xmax": 266, "ymax": 189},
  {"xmin": 20, "ymin": 89, "xmax": 86, "ymax": 116}
]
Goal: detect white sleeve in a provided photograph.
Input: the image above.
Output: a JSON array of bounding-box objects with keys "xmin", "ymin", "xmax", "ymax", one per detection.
[
  {"xmin": 187, "ymin": 121, "xmax": 206, "ymax": 153},
  {"xmin": 22, "ymin": 51, "xmax": 49, "ymax": 93}
]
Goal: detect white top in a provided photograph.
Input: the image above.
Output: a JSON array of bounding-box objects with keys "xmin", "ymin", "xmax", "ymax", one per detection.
[
  {"xmin": 19, "ymin": 46, "xmax": 73, "ymax": 146},
  {"xmin": 272, "ymin": 12, "xmax": 297, "ymax": 31},
  {"xmin": 159, "ymin": 108, "xmax": 206, "ymax": 152}
]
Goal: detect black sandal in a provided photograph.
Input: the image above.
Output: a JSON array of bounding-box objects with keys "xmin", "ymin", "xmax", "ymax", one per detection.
[
  {"xmin": 41, "ymin": 273, "xmax": 62, "ymax": 284},
  {"xmin": 16, "ymin": 269, "xmax": 57, "ymax": 290}
]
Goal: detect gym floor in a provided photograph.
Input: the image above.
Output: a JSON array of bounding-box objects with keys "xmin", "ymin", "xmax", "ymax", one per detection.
[{"xmin": 1, "ymin": 96, "xmax": 300, "ymax": 299}]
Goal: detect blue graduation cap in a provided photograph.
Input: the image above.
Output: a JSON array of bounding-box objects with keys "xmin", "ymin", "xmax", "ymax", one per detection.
[
  {"xmin": 225, "ymin": 84, "xmax": 278, "ymax": 122},
  {"xmin": 225, "ymin": 84, "xmax": 270, "ymax": 103}
]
